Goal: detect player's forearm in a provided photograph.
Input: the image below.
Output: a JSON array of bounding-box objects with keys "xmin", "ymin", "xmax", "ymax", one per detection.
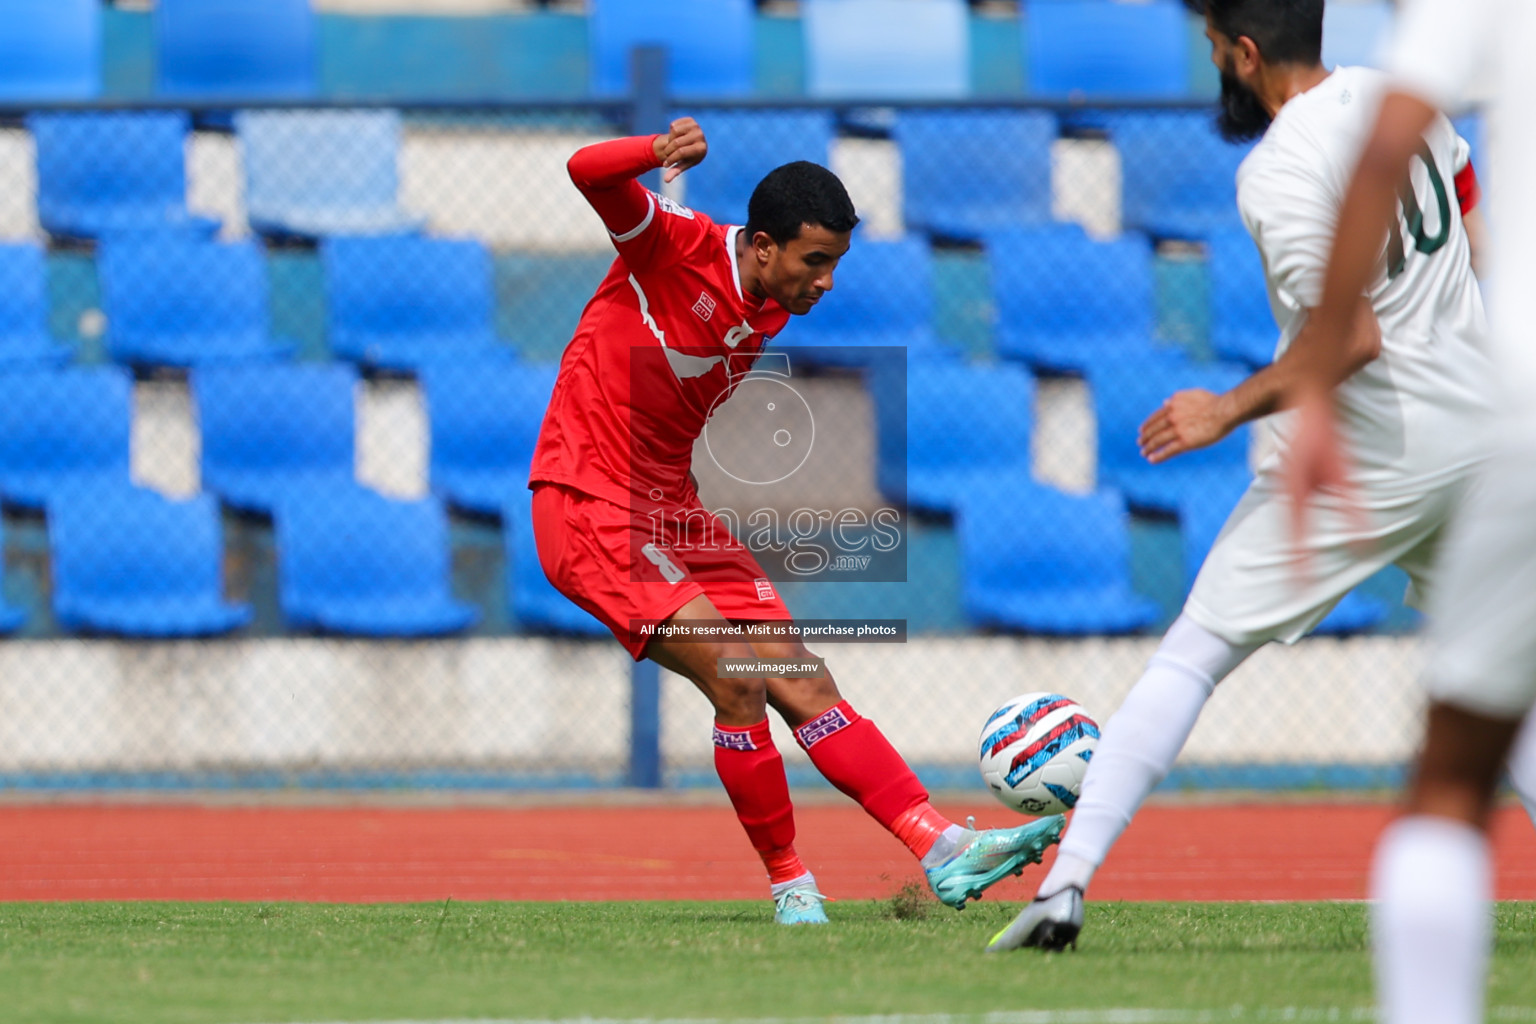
[
  {"xmin": 568, "ymin": 135, "xmax": 665, "ymax": 237},
  {"xmin": 1217, "ymin": 296, "xmax": 1380, "ymax": 430},
  {"xmin": 567, "ymin": 135, "xmax": 664, "ymax": 191}
]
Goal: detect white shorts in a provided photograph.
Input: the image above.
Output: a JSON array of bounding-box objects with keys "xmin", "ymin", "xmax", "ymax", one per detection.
[
  {"xmin": 1185, "ymin": 467, "xmax": 1472, "ymax": 647},
  {"xmin": 1425, "ymin": 426, "xmax": 1536, "ymax": 719}
]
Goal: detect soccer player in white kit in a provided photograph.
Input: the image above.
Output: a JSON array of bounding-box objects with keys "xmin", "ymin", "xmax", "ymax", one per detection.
[
  {"xmin": 988, "ymin": 0, "xmax": 1536, "ymax": 953},
  {"xmin": 1286, "ymin": 0, "xmax": 1536, "ymax": 1020}
]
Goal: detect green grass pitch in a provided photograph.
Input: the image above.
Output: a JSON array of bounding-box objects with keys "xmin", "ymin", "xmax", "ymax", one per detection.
[{"xmin": 3, "ymin": 899, "xmax": 1536, "ymax": 1024}]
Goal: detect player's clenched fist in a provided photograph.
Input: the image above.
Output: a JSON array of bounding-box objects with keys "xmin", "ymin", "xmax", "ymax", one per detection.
[{"xmin": 654, "ymin": 117, "xmax": 707, "ymax": 182}]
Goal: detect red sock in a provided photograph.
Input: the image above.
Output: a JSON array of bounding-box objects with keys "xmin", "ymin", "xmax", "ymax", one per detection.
[
  {"xmin": 795, "ymin": 700, "xmax": 954, "ymax": 859},
  {"xmin": 713, "ymin": 719, "xmax": 806, "ymax": 885}
]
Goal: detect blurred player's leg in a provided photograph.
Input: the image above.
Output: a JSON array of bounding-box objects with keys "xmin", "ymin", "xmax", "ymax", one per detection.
[
  {"xmin": 1374, "ymin": 428, "xmax": 1536, "ymax": 1021},
  {"xmin": 1373, "ymin": 819, "xmax": 1490, "ymax": 1024},
  {"xmin": 1372, "ymin": 704, "xmax": 1519, "ymax": 1024}
]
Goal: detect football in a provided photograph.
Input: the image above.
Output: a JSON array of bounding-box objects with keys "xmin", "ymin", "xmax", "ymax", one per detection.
[{"xmin": 978, "ymin": 692, "xmax": 1100, "ymax": 816}]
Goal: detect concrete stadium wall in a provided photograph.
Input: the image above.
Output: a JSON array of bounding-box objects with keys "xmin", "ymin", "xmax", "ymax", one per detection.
[{"xmin": 0, "ymin": 634, "xmax": 1424, "ymax": 783}]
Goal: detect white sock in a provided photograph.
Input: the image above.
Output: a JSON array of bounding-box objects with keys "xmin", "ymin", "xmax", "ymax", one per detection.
[
  {"xmin": 1503, "ymin": 711, "xmax": 1536, "ymax": 827},
  {"xmin": 770, "ymin": 871, "xmax": 817, "ymax": 897},
  {"xmin": 1039, "ymin": 614, "xmax": 1256, "ymax": 897},
  {"xmin": 919, "ymin": 823, "xmax": 972, "ymax": 870},
  {"xmin": 1371, "ymin": 816, "xmax": 1491, "ymax": 1024}
]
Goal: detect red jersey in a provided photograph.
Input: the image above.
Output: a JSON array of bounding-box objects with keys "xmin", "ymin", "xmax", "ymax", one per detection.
[{"xmin": 530, "ymin": 135, "xmax": 791, "ymax": 509}]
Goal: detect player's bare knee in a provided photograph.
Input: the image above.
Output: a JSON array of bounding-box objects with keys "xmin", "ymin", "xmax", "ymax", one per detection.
[
  {"xmin": 766, "ymin": 670, "xmax": 841, "ymax": 728},
  {"xmin": 709, "ymin": 675, "xmax": 768, "ymax": 723},
  {"xmin": 1406, "ymin": 702, "xmax": 1523, "ymax": 827}
]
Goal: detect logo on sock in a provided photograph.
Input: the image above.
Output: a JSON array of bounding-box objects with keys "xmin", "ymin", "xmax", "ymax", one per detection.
[
  {"xmin": 712, "ymin": 725, "xmax": 758, "ymax": 751},
  {"xmin": 794, "ymin": 705, "xmax": 852, "ymax": 748}
]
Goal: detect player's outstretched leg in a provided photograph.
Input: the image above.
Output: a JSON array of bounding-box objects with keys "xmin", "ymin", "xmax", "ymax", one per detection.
[
  {"xmin": 989, "ymin": 615, "xmax": 1255, "ymax": 950},
  {"xmin": 923, "ymin": 814, "xmax": 1066, "ymax": 910},
  {"xmin": 792, "ymin": 699, "xmax": 1063, "ymax": 909},
  {"xmin": 713, "ymin": 719, "xmax": 827, "ymax": 925}
]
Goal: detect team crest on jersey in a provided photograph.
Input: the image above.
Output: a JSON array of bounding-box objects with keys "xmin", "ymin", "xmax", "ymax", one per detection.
[
  {"xmin": 692, "ymin": 292, "xmax": 717, "ymax": 321},
  {"xmin": 754, "ymin": 578, "xmax": 776, "ymax": 601},
  {"xmin": 653, "ymin": 192, "xmax": 695, "ymax": 219}
]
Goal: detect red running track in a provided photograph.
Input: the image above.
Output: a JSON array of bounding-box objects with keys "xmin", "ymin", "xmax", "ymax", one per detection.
[{"xmin": 1, "ymin": 801, "xmax": 1533, "ymax": 902}]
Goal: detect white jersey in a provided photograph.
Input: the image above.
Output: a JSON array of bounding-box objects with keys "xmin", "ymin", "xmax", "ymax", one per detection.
[
  {"xmin": 1388, "ymin": 0, "xmax": 1536, "ymax": 413},
  {"xmin": 1236, "ymin": 65, "xmax": 1492, "ymax": 496}
]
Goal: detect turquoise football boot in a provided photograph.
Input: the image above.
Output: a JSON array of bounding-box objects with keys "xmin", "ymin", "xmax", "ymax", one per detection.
[
  {"xmin": 773, "ymin": 878, "xmax": 830, "ymax": 925},
  {"xmin": 925, "ymin": 815, "xmax": 1065, "ymax": 910}
]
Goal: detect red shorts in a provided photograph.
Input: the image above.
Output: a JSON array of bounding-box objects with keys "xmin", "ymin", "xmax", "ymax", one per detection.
[{"xmin": 530, "ymin": 483, "xmax": 793, "ymax": 659}]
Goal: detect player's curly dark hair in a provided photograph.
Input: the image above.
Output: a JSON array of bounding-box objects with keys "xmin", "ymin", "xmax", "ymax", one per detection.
[
  {"xmin": 745, "ymin": 161, "xmax": 859, "ymax": 246},
  {"xmin": 1184, "ymin": 0, "xmax": 1323, "ymax": 65}
]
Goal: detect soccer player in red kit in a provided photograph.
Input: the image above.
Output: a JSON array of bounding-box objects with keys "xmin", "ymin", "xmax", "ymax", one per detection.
[{"xmin": 529, "ymin": 118, "xmax": 1064, "ymax": 924}]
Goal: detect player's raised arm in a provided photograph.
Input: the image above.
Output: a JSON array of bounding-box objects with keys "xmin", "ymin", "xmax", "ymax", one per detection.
[{"xmin": 567, "ymin": 118, "xmax": 707, "ymax": 243}]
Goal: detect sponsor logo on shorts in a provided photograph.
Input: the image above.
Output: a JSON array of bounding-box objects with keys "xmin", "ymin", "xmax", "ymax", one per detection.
[
  {"xmin": 712, "ymin": 725, "xmax": 757, "ymax": 752},
  {"xmin": 754, "ymin": 578, "xmax": 776, "ymax": 601},
  {"xmin": 794, "ymin": 706, "xmax": 851, "ymax": 748},
  {"xmin": 692, "ymin": 291, "xmax": 717, "ymax": 321}
]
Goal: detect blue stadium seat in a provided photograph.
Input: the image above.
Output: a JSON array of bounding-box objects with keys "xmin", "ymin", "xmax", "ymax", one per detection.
[
  {"xmin": 48, "ymin": 483, "xmax": 252, "ymax": 637},
  {"xmin": 420, "ymin": 362, "xmax": 558, "ymax": 516},
  {"xmin": 28, "ymin": 112, "xmax": 220, "ymax": 242},
  {"xmin": 98, "ymin": 236, "xmax": 294, "ymax": 368},
  {"xmin": 590, "ymin": 0, "xmax": 753, "ymax": 98},
  {"xmin": 781, "ymin": 234, "xmax": 951, "ymax": 368},
  {"xmin": 0, "ymin": 243, "xmax": 70, "ymax": 367},
  {"xmin": 1104, "ymin": 111, "xmax": 1254, "ymax": 239},
  {"xmin": 276, "ymin": 483, "xmax": 479, "ymax": 636},
  {"xmin": 1087, "ymin": 352, "xmax": 1252, "ymax": 514},
  {"xmin": 1026, "ymin": 0, "xmax": 1188, "ymax": 99},
  {"xmin": 990, "ymin": 224, "xmax": 1160, "ymax": 373},
  {"xmin": 1207, "ymin": 226, "xmax": 1278, "ymax": 367},
  {"xmin": 236, "ymin": 110, "xmax": 424, "ymax": 240},
  {"xmin": 0, "ymin": 367, "xmax": 131, "ymax": 510},
  {"xmin": 893, "ymin": 110, "xmax": 1057, "ymax": 239},
  {"xmin": 1179, "ymin": 477, "xmax": 1390, "ymax": 635},
  {"xmin": 0, "ymin": 0, "xmax": 99, "ymax": 101},
  {"xmin": 504, "ymin": 489, "xmax": 607, "ymax": 636},
  {"xmin": 0, "ymin": 517, "xmax": 27, "ymax": 634},
  {"xmin": 803, "ymin": 0, "xmax": 968, "ymax": 99},
  {"xmin": 495, "ymin": 251, "xmax": 618, "ymax": 362},
  {"xmin": 869, "ymin": 359, "xmax": 1035, "ymax": 512},
  {"xmin": 192, "ymin": 363, "xmax": 358, "ymax": 515},
  {"xmin": 323, "ymin": 235, "xmax": 512, "ymax": 371},
  {"xmin": 958, "ymin": 474, "xmax": 1159, "ymax": 634},
  {"xmin": 680, "ymin": 110, "xmax": 836, "ymax": 225},
  {"xmin": 1453, "ymin": 114, "xmax": 1485, "ymax": 172},
  {"xmin": 1322, "ymin": 1, "xmax": 1393, "ymax": 70},
  {"xmin": 156, "ymin": 0, "xmax": 317, "ymax": 99}
]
